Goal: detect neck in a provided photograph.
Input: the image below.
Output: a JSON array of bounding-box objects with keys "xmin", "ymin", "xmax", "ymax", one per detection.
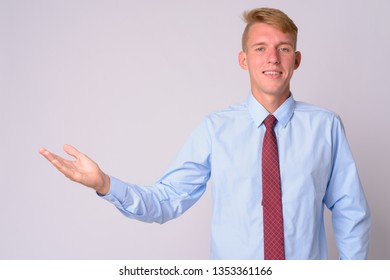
[{"xmin": 252, "ymin": 91, "xmax": 290, "ymax": 113}]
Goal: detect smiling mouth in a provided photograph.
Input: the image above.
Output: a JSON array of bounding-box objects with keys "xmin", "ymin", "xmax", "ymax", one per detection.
[{"xmin": 263, "ymin": 71, "xmax": 282, "ymax": 75}]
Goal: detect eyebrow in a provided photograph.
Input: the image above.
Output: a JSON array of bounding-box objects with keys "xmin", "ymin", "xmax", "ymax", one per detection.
[{"xmin": 250, "ymin": 41, "xmax": 294, "ymax": 48}]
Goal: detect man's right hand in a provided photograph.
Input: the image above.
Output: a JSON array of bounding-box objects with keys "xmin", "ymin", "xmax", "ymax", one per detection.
[{"xmin": 39, "ymin": 144, "xmax": 110, "ymax": 195}]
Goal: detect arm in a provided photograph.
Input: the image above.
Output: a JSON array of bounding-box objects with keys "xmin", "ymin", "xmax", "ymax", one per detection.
[
  {"xmin": 324, "ymin": 116, "xmax": 371, "ymax": 259},
  {"xmin": 100, "ymin": 118, "xmax": 212, "ymax": 224},
  {"xmin": 39, "ymin": 118, "xmax": 212, "ymax": 224},
  {"xmin": 39, "ymin": 144, "xmax": 110, "ymax": 195}
]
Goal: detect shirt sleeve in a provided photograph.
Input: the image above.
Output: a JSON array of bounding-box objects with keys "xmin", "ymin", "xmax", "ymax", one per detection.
[
  {"xmin": 99, "ymin": 118, "xmax": 212, "ymax": 224},
  {"xmin": 324, "ymin": 115, "xmax": 371, "ymax": 259}
]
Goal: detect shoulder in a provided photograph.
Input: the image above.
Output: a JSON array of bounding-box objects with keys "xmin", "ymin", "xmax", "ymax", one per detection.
[
  {"xmin": 195, "ymin": 102, "xmax": 253, "ymax": 136},
  {"xmin": 204, "ymin": 102, "xmax": 249, "ymax": 124},
  {"xmin": 294, "ymin": 101, "xmax": 341, "ymax": 121},
  {"xmin": 208, "ymin": 102, "xmax": 248, "ymax": 117},
  {"xmin": 295, "ymin": 101, "xmax": 336, "ymax": 115},
  {"xmin": 292, "ymin": 101, "xmax": 346, "ymax": 138}
]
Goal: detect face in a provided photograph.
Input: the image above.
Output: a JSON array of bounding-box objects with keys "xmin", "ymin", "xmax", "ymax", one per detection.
[{"xmin": 239, "ymin": 23, "xmax": 301, "ymax": 105}]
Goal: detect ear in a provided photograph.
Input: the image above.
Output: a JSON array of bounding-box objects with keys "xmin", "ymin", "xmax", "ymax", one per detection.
[
  {"xmin": 294, "ymin": 51, "xmax": 302, "ymax": 70},
  {"xmin": 238, "ymin": 51, "xmax": 248, "ymax": 70}
]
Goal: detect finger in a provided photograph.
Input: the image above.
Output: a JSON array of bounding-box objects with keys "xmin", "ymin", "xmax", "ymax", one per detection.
[
  {"xmin": 52, "ymin": 159, "xmax": 75, "ymax": 178},
  {"xmin": 39, "ymin": 147, "xmax": 61, "ymax": 163},
  {"xmin": 38, "ymin": 147, "xmax": 47, "ymax": 155},
  {"xmin": 39, "ymin": 147, "xmax": 79, "ymax": 180},
  {"xmin": 39, "ymin": 147, "xmax": 70, "ymax": 172},
  {"xmin": 63, "ymin": 144, "xmax": 82, "ymax": 159}
]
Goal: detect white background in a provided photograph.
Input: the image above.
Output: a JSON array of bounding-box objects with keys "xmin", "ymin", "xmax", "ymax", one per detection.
[{"xmin": 1, "ymin": 0, "xmax": 389, "ymax": 259}]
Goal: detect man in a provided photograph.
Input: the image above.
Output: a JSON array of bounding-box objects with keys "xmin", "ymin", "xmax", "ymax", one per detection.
[{"xmin": 39, "ymin": 8, "xmax": 370, "ymax": 259}]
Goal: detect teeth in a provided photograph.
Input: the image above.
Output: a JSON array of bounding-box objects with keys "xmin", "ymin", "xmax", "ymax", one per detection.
[{"xmin": 263, "ymin": 71, "xmax": 281, "ymax": 75}]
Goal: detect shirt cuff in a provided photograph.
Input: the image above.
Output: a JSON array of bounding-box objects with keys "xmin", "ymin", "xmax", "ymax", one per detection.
[{"xmin": 96, "ymin": 176, "xmax": 128, "ymax": 202}]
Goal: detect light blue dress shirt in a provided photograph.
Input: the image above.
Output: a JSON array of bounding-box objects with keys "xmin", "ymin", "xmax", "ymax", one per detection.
[{"xmin": 101, "ymin": 93, "xmax": 370, "ymax": 259}]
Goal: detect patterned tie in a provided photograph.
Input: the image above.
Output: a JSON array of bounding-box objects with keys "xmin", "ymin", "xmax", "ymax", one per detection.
[{"xmin": 262, "ymin": 114, "xmax": 285, "ymax": 260}]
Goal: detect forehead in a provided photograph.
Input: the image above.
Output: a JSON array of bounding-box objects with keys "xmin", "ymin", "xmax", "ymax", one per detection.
[{"xmin": 246, "ymin": 23, "xmax": 295, "ymax": 46}]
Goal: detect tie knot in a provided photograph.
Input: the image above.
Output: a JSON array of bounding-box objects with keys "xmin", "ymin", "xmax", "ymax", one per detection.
[{"xmin": 264, "ymin": 114, "xmax": 277, "ymax": 129}]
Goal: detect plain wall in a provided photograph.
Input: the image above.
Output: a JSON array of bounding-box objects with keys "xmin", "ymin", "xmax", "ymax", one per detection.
[{"xmin": 1, "ymin": 0, "xmax": 389, "ymax": 259}]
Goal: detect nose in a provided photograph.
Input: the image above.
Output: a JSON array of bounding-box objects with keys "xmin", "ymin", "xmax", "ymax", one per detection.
[{"xmin": 267, "ymin": 48, "xmax": 280, "ymax": 65}]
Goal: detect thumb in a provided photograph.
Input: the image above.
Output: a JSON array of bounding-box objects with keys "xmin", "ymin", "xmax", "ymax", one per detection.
[{"xmin": 63, "ymin": 144, "xmax": 82, "ymax": 159}]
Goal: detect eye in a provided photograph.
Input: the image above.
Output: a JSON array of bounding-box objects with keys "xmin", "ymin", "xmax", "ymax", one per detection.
[
  {"xmin": 279, "ymin": 47, "xmax": 291, "ymax": 53},
  {"xmin": 256, "ymin": 47, "xmax": 265, "ymax": 52}
]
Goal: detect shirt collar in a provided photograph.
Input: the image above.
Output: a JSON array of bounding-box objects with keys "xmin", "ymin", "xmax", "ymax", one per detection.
[{"xmin": 247, "ymin": 92, "xmax": 295, "ymax": 128}]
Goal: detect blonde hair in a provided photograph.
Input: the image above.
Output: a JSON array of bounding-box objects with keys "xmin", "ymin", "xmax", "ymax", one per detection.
[{"xmin": 241, "ymin": 8, "xmax": 298, "ymax": 51}]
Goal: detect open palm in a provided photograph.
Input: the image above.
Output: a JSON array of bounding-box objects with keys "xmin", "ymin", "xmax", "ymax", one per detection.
[{"xmin": 39, "ymin": 144, "xmax": 110, "ymax": 194}]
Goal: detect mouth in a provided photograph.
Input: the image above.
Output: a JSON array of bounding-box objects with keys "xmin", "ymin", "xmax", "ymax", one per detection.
[
  {"xmin": 263, "ymin": 71, "xmax": 283, "ymax": 76},
  {"xmin": 262, "ymin": 71, "xmax": 283, "ymax": 80}
]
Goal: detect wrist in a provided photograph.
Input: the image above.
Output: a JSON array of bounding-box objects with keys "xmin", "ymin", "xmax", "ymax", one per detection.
[{"xmin": 96, "ymin": 173, "xmax": 110, "ymax": 195}]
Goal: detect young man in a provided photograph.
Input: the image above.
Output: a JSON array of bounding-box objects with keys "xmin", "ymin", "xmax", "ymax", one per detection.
[{"xmin": 40, "ymin": 8, "xmax": 370, "ymax": 259}]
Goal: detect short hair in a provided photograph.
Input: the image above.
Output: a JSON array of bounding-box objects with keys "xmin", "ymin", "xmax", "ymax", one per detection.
[{"xmin": 241, "ymin": 8, "xmax": 298, "ymax": 51}]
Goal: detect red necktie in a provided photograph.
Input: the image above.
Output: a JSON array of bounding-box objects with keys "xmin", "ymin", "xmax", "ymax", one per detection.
[{"xmin": 262, "ymin": 114, "xmax": 285, "ymax": 260}]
